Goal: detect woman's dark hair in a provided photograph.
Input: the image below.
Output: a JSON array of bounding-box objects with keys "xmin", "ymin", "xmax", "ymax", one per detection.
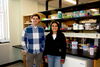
[
  {"xmin": 31, "ymin": 14, "xmax": 40, "ymax": 19},
  {"xmin": 50, "ymin": 21, "xmax": 61, "ymax": 34}
]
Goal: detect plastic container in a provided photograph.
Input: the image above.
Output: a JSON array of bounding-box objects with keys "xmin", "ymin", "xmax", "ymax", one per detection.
[
  {"xmin": 89, "ymin": 47, "xmax": 94, "ymax": 55},
  {"xmin": 71, "ymin": 41, "xmax": 78, "ymax": 49},
  {"xmin": 85, "ymin": 23, "xmax": 91, "ymax": 30},
  {"xmin": 73, "ymin": 23, "xmax": 79, "ymax": 30},
  {"xmin": 82, "ymin": 45, "xmax": 88, "ymax": 51},
  {"xmin": 78, "ymin": 24, "xmax": 84, "ymax": 30}
]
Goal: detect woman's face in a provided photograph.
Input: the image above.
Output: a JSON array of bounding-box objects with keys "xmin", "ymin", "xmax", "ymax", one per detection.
[{"xmin": 51, "ymin": 23, "xmax": 58, "ymax": 32}]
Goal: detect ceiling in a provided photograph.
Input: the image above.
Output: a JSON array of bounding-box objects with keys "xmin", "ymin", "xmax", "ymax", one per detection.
[{"xmin": 37, "ymin": 0, "xmax": 99, "ymax": 9}]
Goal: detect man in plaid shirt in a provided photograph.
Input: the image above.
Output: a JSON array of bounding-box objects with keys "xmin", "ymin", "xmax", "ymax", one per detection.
[{"xmin": 22, "ymin": 14, "xmax": 45, "ymax": 67}]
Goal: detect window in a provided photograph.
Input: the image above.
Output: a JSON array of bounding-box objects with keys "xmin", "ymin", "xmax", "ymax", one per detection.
[{"xmin": 0, "ymin": 0, "xmax": 10, "ymax": 43}]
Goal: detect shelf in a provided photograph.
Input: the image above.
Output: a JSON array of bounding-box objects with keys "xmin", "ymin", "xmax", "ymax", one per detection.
[
  {"xmin": 40, "ymin": 1, "xmax": 100, "ymax": 15},
  {"xmin": 44, "ymin": 32, "xmax": 100, "ymax": 39},
  {"xmin": 45, "ymin": 30, "xmax": 67, "ymax": 32},
  {"xmin": 64, "ymin": 33, "xmax": 99, "ymax": 39},
  {"xmin": 63, "ymin": 30, "xmax": 99, "ymax": 31},
  {"xmin": 45, "ymin": 29, "xmax": 99, "ymax": 32},
  {"xmin": 41, "ymin": 15, "xmax": 100, "ymax": 22},
  {"xmin": 24, "ymin": 23, "xmax": 32, "ymax": 24}
]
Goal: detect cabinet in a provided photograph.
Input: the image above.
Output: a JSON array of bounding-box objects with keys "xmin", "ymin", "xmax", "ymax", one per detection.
[{"xmin": 63, "ymin": 55, "xmax": 93, "ymax": 67}]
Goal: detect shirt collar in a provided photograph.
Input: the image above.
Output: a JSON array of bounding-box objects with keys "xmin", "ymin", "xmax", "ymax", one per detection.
[
  {"xmin": 31, "ymin": 25, "xmax": 38, "ymax": 29},
  {"xmin": 34, "ymin": 26, "xmax": 37, "ymax": 29}
]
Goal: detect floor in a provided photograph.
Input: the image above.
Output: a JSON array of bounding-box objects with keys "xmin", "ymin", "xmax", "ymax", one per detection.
[{"xmin": 5, "ymin": 62, "xmax": 24, "ymax": 67}]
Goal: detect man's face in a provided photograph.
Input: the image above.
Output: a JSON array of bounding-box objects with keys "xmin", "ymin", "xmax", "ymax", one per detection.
[{"xmin": 31, "ymin": 16, "xmax": 40, "ymax": 26}]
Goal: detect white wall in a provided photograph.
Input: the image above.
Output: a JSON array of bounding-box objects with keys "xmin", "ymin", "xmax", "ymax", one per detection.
[
  {"xmin": 37, "ymin": 3, "xmax": 56, "ymax": 11},
  {"xmin": 0, "ymin": 0, "xmax": 22, "ymax": 65},
  {"xmin": 0, "ymin": 0, "xmax": 55, "ymax": 65}
]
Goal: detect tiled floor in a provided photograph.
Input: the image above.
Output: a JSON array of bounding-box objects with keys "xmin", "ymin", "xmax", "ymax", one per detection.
[{"xmin": 6, "ymin": 62, "xmax": 24, "ymax": 67}]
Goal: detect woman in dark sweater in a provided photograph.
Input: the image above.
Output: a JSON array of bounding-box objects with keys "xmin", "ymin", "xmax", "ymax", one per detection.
[{"xmin": 44, "ymin": 21, "xmax": 66, "ymax": 67}]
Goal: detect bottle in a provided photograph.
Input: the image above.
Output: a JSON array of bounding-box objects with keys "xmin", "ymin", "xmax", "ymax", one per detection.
[{"xmin": 58, "ymin": 11, "xmax": 62, "ymax": 19}]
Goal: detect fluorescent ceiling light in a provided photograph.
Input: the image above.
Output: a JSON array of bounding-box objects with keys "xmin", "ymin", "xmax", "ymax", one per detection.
[
  {"xmin": 65, "ymin": 0, "xmax": 76, "ymax": 4},
  {"xmin": 90, "ymin": 9, "xmax": 98, "ymax": 12}
]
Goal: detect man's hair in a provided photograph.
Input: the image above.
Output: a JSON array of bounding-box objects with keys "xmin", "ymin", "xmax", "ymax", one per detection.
[{"xmin": 31, "ymin": 14, "xmax": 40, "ymax": 19}]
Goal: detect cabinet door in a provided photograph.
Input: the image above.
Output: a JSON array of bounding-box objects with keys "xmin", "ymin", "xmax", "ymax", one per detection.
[{"xmin": 63, "ymin": 57, "xmax": 86, "ymax": 67}]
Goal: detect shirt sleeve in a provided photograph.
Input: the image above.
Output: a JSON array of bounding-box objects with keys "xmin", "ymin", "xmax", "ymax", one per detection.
[{"xmin": 21, "ymin": 28, "xmax": 28, "ymax": 50}]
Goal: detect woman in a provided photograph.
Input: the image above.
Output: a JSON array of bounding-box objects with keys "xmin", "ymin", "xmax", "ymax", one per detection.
[{"xmin": 44, "ymin": 21, "xmax": 66, "ymax": 67}]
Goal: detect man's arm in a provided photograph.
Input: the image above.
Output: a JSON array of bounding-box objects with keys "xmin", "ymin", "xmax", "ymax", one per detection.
[
  {"xmin": 21, "ymin": 28, "xmax": 28, "ymax": 51},
  {"xmin": 41, "ymin": 28, "xmax": 45, "ymax": 51}
]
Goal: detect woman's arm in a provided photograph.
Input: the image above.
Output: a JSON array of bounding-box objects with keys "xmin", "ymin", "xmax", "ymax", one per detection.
[
  {"xmin": 43, "ymin": 35, "xmax": 49, "ymax": 56},
  {"xmin": 61, "ymin": 33, "xmax": 67, "ymax": 59}
]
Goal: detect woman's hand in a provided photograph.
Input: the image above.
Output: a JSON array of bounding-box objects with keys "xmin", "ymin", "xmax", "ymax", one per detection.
[
  {"xmin": 60, "ymin": 59, "xmax": 65, "ymax": 64},
  {"xmin": 45, "ymin": 58, "xmax": 48, "ymax": 63},
  {"xmin": 44, "ymin": 56, "xmax": 48, "ymax": 63}
]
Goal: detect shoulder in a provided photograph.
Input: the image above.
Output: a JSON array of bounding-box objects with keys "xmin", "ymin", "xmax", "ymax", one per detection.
[
  {"xmin": 38, "ymin": 26, "xmax": 44, "ymax": 30},
  {"xmin": 46, "ymin": 33, "xmax": 51, "ymax": 38},
  {"xmin": 58, "ymin": 32, "xmax": 65, "ymax": 36},
  {"xmin": 25, "ymin": 25, "xmax": 32, "ymax": 30},
  {"xmin": 24, "ymin": 25, "xmax": 33, "ymax": 32},
  {"xmin": 38, "ymin": 26, "xmax": 44, "ymax": 29},
  {"xmin": 38, "ymin": 26, "xmax": 45, "ymax": 33}
]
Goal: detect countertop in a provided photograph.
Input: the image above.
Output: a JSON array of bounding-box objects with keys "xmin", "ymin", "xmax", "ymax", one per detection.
[
  {"xmin": 13, "ymin": 45, "xmax": 99, "ymax": 60},
  {"xmin": 13, "ymin": 45, "xmax": 23, "ymax": 49}
]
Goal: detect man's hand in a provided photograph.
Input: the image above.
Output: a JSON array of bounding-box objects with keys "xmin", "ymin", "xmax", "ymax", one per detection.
[
  {"xmin": 45, "ymin": 58, "xmax": 48, "ymax": 63},
  {"xmin": 21, "ymin": 50, "xmax": 27, "ymax": 55}
]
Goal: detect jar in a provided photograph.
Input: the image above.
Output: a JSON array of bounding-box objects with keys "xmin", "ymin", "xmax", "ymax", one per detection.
[{"xmin": 58, "ymin": 11, "xmax": 62, "ymax": 19}]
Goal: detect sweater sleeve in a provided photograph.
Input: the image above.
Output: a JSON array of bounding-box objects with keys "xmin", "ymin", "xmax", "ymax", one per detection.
[{"xmin": 61, "ymin": 33, "xmax": 67, "ymax": 59}]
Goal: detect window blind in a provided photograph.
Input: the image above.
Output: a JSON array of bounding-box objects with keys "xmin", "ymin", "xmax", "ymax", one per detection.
[{"xmin": 0, "ymin": 0, "xmax": 10, "ymax": 42}]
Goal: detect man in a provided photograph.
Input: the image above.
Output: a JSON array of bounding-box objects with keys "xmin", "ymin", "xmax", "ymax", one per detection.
[{"xmin": 21, "ymin": 14, "xmax": 45, "ymax": 67}]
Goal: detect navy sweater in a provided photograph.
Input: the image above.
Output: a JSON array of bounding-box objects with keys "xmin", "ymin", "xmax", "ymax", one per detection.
[{"xmin": 44, "ymin": 32, "xmax": 66, "ymax": 59}]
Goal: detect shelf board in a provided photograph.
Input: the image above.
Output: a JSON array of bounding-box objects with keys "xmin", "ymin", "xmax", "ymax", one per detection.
[
  {"xmin": 64, "ymin": 33, "xmax": 98, "ymax": 39},
  {"xmin": 40, "ymin": 1, "xmax": 100, "ymax": 15},
  {"xmin": 45, "ymin": 30, "xmax": 68, "ymax": 32},
  {"xmin": 44, "ymin": 32, "xmax": 99, "ymax": 38},
  {"xmin": 24, "ymin": 23, "xmax": 32, "ymax": 24},
  {"xmin": 41, "ymin": 15, "xmax": 100, "ymax": 22},
  {"xmin": 66, "ymin": 30, "xmax": 98, "ymax": 31},
  {"xmin": 45, "ymin": 30, "xmax": 99, "ymax": 33}
]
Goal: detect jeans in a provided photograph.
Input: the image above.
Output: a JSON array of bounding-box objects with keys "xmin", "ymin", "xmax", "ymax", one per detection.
[{"xmin": 47, "ymin": 55, "xmax": 62, "ymax": 67}]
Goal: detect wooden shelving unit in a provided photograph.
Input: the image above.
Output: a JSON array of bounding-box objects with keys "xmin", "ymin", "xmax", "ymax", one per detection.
[
  {"xmin": 41, "ymin": 15, "xmax": 100, "ymax": 22},
  {"xmin": 23, "ymin": 16, "xmax": 32, "ymax": 28}
]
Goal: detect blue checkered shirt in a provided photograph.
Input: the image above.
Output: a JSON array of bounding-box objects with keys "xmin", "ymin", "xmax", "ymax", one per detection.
[{"xmin": 22, "ymin": 25, "xmax": 45, "ymax": 54}]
